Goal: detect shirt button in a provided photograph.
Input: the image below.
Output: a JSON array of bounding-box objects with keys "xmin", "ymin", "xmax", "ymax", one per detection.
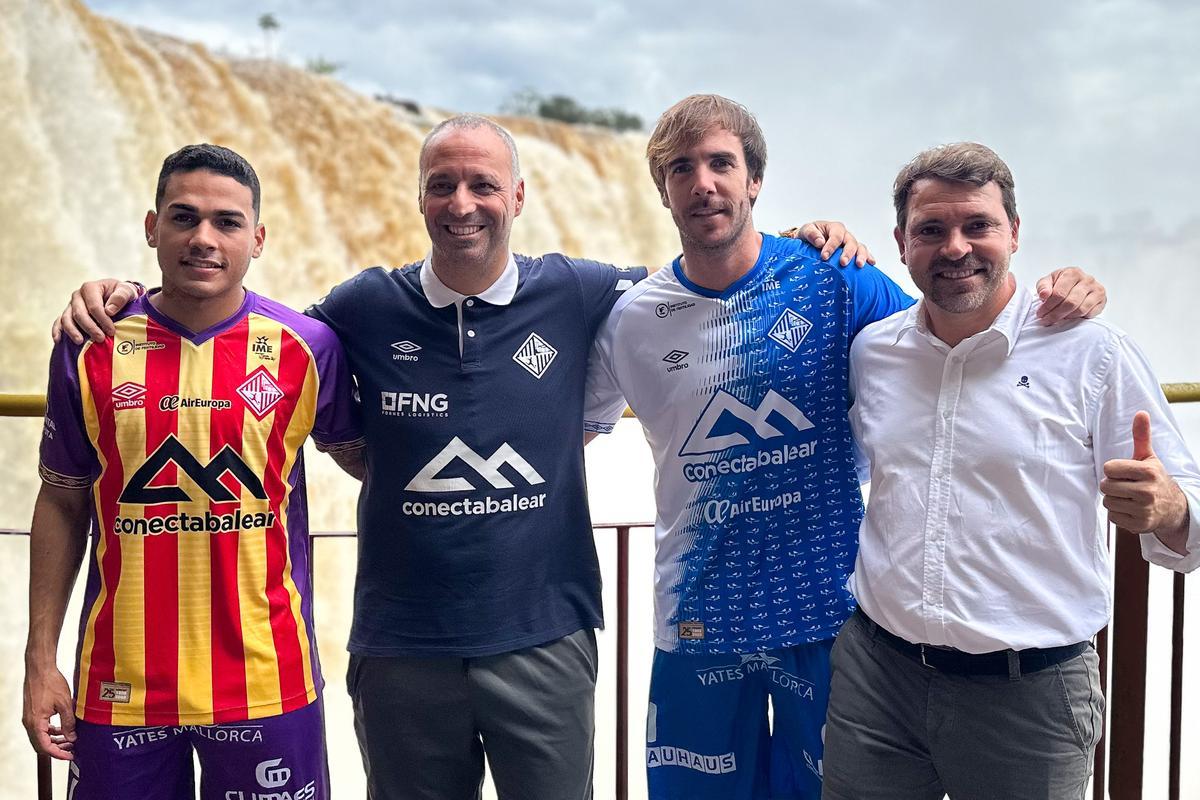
[
  {"xmin": 466, "ymin": 299, "xmax": 475, "ymax": 307},
  {"xmin": 466, "ymin": 330, "xmax": 476, "ymax": 338},
  {"xmin": 942, "ymin": 410, "xmax": 951, "ymax": 420}
]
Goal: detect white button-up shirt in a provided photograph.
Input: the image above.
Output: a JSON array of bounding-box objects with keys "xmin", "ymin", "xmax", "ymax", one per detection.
[{"xmin": 848, "ymin": 281, "xmax": 1200, "ymax": 652}]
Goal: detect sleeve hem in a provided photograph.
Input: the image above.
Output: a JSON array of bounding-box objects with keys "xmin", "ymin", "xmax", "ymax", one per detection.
[
  {"xmin": 38, "ymin": 463, "xmax": 93, "ymax": 490},
  {"xmin": 313, "ymin": 437, "xmax": 367, "ymax": 454}
]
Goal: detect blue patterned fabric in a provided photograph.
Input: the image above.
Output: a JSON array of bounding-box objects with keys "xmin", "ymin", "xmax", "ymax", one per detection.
[{"xmin": 586, "ymin": 234, "xmax": 913, "ymax": 653}]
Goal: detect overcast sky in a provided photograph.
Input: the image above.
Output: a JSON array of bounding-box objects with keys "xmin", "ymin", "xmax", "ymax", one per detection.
[{"xmin": 86, "ymin": 0, "xmax": 1200, "ymax": 362}]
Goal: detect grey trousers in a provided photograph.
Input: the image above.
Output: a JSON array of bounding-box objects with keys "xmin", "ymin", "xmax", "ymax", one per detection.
[
  {"xmin": 348, "ymin": 628, "xmax": 597, "ymax": 800},
  {"xmin": 822, "ymin": 611, "xmax": 1104, "ymax": 800}
]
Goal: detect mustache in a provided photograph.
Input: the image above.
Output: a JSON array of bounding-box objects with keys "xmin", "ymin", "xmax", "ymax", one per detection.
[
  {"xmin": 929, "ymin": 254, "xmax": 990, "ymax": 274},
  {"xmin": 686, "ymin": 198, "xmax": 732, "ymax": 214}
]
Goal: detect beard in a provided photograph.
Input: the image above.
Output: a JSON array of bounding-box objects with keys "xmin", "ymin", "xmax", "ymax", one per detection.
[
  {"xmin": 919, "ymin": 253, "xmax": 1010, "ymax": 314},
  {"xmin": 674, "ymin": 198, "xmax": 753, "ymax": 254}
]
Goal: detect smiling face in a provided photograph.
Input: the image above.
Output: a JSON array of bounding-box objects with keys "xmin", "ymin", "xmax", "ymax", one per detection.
[
  {"xmin": 661, "ymin": 126, "xmax": 761, "ymax": 254},
  {"xmin": 896, "ymin": 177, "xmax": 1019, "ymax": 316},
  {"xmin": 418, "ymin": 126, "xmax": 524, "ymax": 276},
  {"xmin": 145, "ymin": 169, "xmax": 264, "ymax": 308}
]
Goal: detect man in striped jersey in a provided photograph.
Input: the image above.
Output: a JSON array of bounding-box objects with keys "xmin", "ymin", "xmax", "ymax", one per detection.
[{"xmin": 24, "ymin": 144, "xmax": 364, "ymax": 799}]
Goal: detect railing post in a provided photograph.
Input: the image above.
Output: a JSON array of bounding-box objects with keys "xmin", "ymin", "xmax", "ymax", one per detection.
[
  {"xmin": 616, "ymin": 525, "xmax": 630, "ymax": 800},
  {"xmin": 1168, "ymin": 572, "xmax": 1185, "ymax": 800},
  {"xmin": 37, "ymin": 754, "xmax": 51, "ymax": 800},
  {"xmin": 1094, "ymin": 623, "xmax": 1108, "ymax": 800},
  {"xmin": 1109, "ymin": 527, "xmax": 1150, "ymax": 800}
]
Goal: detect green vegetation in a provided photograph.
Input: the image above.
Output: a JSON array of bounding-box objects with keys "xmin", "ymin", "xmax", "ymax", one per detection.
[
  {"xmin": 305, "ymin": 57, "xmax": 341, "ymax": 75},
  {"xmin": 501, "ymin": 89, "xmax": 643, "ymax": 132}
]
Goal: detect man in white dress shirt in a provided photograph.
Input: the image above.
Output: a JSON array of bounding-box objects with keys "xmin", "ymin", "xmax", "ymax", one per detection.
[{"xmin": 822, "ymin": 142, "xmax": 1200, "ymax": 800}]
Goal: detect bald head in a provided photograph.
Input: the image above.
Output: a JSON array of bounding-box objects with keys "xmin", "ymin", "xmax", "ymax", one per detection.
[{"xmin": 418, "ymin": 114, "xmax": 520, "ymax": 200}]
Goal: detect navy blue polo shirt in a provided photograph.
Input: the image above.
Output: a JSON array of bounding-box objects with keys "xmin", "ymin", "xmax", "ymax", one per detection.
[{"xmin": 307, "ymin": 254, "xmax": 646, "ymax": 656}]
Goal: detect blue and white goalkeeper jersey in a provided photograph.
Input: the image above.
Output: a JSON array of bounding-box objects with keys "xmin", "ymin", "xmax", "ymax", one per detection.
[{"xmin": 585, "ymin": 234, "xmax": 912, "ymax": 654}]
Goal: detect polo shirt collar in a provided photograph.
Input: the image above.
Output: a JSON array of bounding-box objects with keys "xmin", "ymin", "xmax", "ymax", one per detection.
[
  {"xmin": 892, "ymin": 274, "xmax": 1032, "ymax": 356},
  {"xmin": 420, "ymin": 253, "xmax": 518, "ymax": 308}
]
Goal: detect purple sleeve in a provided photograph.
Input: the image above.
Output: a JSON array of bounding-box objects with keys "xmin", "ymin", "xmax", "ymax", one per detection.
[
  {"xmin": 310, "ymin": 326, "xmax": 363, "ymax": 450},
  {"xmin": 38, "ymin": 340, "xmax": 98, "ymax": 488}
]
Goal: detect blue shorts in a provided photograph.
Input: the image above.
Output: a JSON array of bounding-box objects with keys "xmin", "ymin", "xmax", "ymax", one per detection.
[
  {"xmin": 68, "ymin": 698, "xmax": 328, "ymax": 800},
  {"xmin": 645, "ymin": 641, "xmax": 833, "ymax": 800}
]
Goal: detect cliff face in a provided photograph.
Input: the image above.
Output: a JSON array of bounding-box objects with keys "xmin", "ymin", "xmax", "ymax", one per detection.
[{"xmin": 0, "ymin": 3, "xmax": 678, "ymax": 792}]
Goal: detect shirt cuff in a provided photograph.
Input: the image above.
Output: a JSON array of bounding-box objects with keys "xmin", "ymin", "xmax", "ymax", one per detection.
[{"xmin": 1140, "ymin": 487, "xmax": 1200, "ymax": 573}]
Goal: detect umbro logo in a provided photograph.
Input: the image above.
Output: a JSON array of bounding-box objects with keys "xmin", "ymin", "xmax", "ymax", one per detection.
[
  {"xmin": 391, "ymin": 340, "xmax": 421, "ymax": 362},
  {"xmin": 663, "ymin": 350, "xmax": 689, "ymax": 373},
  {"xmin": 112, "ymin": 382, "xmax": 146, "ymax": 410},
  {"xmin": 406, "ymin": 437, "xmax": 546, "ymax": 492},
  {"xmin": 513, "ymin": 332, "xmax": 557, "ymax": 379},
  {"xmin": 679, "ymin": 389, "xmax": 815, "ymax": 456},
  {"xmin": 767, "ymin": 309, "xmax": 813, "ymax": 353}
]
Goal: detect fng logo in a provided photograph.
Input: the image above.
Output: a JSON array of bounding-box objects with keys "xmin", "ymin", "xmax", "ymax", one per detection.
[
  {"xmin": 381, "ymin": 391, "xmax": 448, "ymax": 417},
  {"xmin": 406, "ymin": 437, "xmax": 545, "ymax": 492},
  {"xmin": 118, "ymin": 435, "xmax": 268, "ymax": 504},
  {"xmin": 679, "ymin": 389, "xmax": 814, "ymax": 456}
]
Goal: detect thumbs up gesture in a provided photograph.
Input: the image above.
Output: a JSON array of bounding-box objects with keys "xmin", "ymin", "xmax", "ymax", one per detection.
[{"xmin": 1100, "ymin": 411, "xmax": 1189, "ymax": 536}]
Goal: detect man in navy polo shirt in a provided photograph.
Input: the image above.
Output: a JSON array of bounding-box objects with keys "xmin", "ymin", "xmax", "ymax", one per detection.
[{"xmin": 306, "ymin": 116, "xmax": 639, "ymax": 799}]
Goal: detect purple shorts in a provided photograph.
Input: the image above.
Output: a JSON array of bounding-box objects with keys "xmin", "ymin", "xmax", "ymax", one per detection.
[{"xmin": 68, "ymin": 698, "xmax": 328, "ymax": 800}]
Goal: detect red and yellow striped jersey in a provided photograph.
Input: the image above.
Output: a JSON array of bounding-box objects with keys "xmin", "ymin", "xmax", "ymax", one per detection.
[{"xmin": 39, "ymin": 291, "xmax": 362, "ymax": 726}]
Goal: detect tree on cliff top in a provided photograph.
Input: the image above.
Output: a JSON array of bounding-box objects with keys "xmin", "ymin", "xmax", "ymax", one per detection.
[
  {"xmin": 258, "ymin": 13, "xmax": 280, "ymax": 59},
  {"xmin": 501, "ymin": 89, "xmax": 643, "ymax": 132}
]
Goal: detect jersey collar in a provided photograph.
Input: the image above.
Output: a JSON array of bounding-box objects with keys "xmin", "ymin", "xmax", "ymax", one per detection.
[{"xmin": 420, "ymin": 253, "xmax": 519, "ymax": 308}]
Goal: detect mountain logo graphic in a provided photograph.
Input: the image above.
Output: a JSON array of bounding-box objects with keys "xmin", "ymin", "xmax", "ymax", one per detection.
[
  {"xmin": 679, "ymin": 389, "xmax": 815, "ymax": 456},
  {"xmin": 406, "ymin": 437, "xmax": 546, "ymax": 492},
  {"xmin": 118, "ymin": 435, "xmax": 268, "ymax": 505}
]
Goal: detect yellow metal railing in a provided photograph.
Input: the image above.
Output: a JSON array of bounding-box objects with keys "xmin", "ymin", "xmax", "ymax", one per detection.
[
  {"xmin": 7, "ymin": 385, "xmax": 1198, "ymax": 420},
  {"xmin": 0, "ymin": 394, "xmax": 47, "ymax": 417}
]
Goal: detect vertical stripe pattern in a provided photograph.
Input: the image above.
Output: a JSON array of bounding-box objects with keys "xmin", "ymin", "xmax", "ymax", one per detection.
[{"xmin": 72, "ymin": 310, "xmax": 321, "ymax": 725}]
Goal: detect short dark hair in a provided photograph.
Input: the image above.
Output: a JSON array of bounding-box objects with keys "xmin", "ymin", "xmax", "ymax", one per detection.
[
  {"xmin": 893, "ymin": 142, "xmax": 1016, "ymax": 233},
  {"xmin": 155, "ymin": 143, "xmax": 261, "ymax": 218}
]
